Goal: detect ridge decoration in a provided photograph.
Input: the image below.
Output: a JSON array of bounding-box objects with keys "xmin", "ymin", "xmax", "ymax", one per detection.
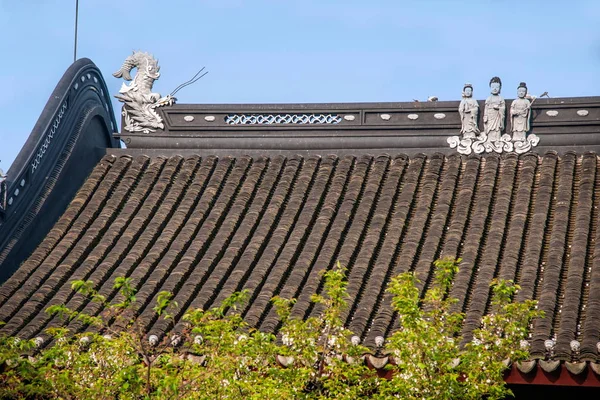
[
  {"xmin": 448, "ymin": 77, "xmax": 540, "ymax": 155},
  {"xmin": 113, "ymin": 51, "xmax": 175, "ymax": 133}
]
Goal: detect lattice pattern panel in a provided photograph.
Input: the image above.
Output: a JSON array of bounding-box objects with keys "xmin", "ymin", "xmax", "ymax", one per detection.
[{"xmin": 225, "ymin": 113, "xmax": 342, "ymax": 125}]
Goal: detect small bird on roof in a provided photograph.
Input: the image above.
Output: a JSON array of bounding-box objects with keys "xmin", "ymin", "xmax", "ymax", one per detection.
[
  {"xmin": 413, "ymin": 99, "xmax": 420, "ymax": 102},
  {"xmin": 427, "ymin": 96, "xmax": 439, "ymax": 102},
  {"xmin": 527, "ymin": 91, "xmax": 549, "ymax": 101}
]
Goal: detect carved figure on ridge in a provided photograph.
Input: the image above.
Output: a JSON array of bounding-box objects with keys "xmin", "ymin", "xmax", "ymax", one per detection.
[
  {"xmin": 484, "ymin": 76, "xmax": 506, "ymax": 141},
  {"xmin": 113, "ymin": 51, "xmax": 175, "ymax": 133},
  {"xmin": 459, "ymin": 83, "xmax": 480, "ymax": 139},
  {"xmin": 510, "ymin": 82, "xmax": 531, "ymax": 141},
  {"xmin": 510, "ymin": 82, "xmax": 540, "ymax": 153},
  {"xmin": 473, "ymin": 76, "xmax": 513, "ymax": 153},
  {"xmin": 448, "ymin": 83, "xmax": 481, "ymax": 155}
]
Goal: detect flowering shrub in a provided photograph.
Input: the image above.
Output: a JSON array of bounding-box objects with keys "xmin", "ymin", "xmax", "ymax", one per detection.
[{"xmin": 0, "ymin": 258, "xmax": 540, "ymax": 399}]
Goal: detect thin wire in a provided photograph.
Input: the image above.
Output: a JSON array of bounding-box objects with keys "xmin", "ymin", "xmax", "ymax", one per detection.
[
  {"xmin": 171, "ymin": 71, "xmax": 208, "ymax": 96},
  {"xmin": 169, "ymin": 67, "xmax": 205, "ymax": 94},
  {"xmin": 170, "ymin": 68, "xmax": 207, "ymax": 96},
  {"xmin": 74, "ymin": 0, "xmax": 79, "ymax": 62},
  {"xmin": 170, "ymin": 68, "xmax": 208, "ymax": 96}
]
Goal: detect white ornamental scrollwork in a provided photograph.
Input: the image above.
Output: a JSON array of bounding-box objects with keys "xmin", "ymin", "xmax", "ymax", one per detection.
[
  {"xmin": 447, "ymin": 136, "xmax": 473, "ymax": 155},
  {"xmin": 513, "ymin": 134, "xmax": 540, "ymax": 154}
]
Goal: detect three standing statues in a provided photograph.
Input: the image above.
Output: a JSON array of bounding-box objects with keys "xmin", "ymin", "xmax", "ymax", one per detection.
[{"xmin": 449, "ymin": 77, "xmax": 540, "ymax": 155}]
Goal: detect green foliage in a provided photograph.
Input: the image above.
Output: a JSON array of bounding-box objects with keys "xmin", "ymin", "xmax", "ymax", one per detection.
[
  {"xmin": 0, "ymin": 258, "xmax": 541, "ymax": 399},
  {"xmin": 376, "ymin": 257, "xmax": 543, "ymax": 400},
  {"xmin": 274, "ymin": 262, "xmax": 378, "ymax": 399},
  {"xmin": 153, "ymin": 291, "xmax": 177, "ymax": 319},
  {"xmin": 112, "ymin": 277, "xmax": 136, "ymax": 310}
]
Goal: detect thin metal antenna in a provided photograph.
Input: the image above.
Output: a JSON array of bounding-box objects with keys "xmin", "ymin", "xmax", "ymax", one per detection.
[
  {"xmin": 170, "ymin": 68, "xmax": 209, "ymax": 97},
  {"xmin": 73, "ymin": 0, "xmax": 79, "ymax": 62}
]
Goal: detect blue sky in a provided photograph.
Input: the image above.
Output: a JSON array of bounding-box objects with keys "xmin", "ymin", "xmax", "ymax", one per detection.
[{"xmin": 0, "ymin": 0, "xmax": 599, "ymax": 170}]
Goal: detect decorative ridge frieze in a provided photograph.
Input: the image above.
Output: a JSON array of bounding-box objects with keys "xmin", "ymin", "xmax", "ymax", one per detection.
[{"xmin": 117, "ymin": 96, "xmax": 600, "ymax": 153}]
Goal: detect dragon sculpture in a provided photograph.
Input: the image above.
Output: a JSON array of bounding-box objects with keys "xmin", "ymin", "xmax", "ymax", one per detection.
[{"xmin": 113, "ymin": 51, "xmax": 175, "ymax": 133}]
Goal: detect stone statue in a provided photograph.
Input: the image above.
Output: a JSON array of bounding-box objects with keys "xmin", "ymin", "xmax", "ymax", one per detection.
[
  {"xmin": 510, "ymin": 82, "xmax": 540, "ymax": 153},
  {"xmin": 458, "ymin": 83, "xmax": 480, "ymax": 139},
  {"xmin": 510, "ymin": 82, "xmax": 531, "ymax": 141},
  {"xmin": 448, "ymin": 83, "xmax": 481, "ymax": 155},
  {"xmin": 448, "ymin": 78, "xmax": 540, "ymax": 155},
  {"xmin": 113, "ymin": 51, "xmax": 175, "ymax": 133},
  {"xmin": 472, "ymin": 76, "xmax": 513, "ymax": 153},
  {"xmin": 484, "ymin": 76, "xmax": 505, "ymax": 141}
]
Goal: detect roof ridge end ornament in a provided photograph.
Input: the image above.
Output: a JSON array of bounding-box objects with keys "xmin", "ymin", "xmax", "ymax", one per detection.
[{"xmin": 113, "ymin": 51, "xmax": 175, "ymax": 133}]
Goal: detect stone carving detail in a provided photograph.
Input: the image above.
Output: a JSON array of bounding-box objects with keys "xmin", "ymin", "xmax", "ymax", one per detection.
[
  {"xmin": 474, "ymin": 76, "xmax": 513, "ymax": 153},
  {"xmin": 113, "ymin": 51, "xmax": 175, "ymax": 133},
  {"xmin": 577, "ymin": 110, "xmax": 589, "ymax": 116},
  {"xmin": 225, "ymin": 113, "xmax": 341, "ymax": 125},
  {"xmin": 448, "ymin": 83, "xmax": 480, "ymax": 155},
  {"xmin": 447, "ymin": 135, "xmax": 471, "ymax": 155},
  {"xmin": 459, "ymin": 83, "xmax": 480, "ymax": 137},
  {"xmin": 449, "ymin": 78, "xmax": 540, "ymax": 155},
  {"xmin": 434, "ymin": 113, "xmax": 446, "ymax": 120},
  {"xmin": 510, "ymin": 82, "xmax": 539, "ymax": 154},
  {"xmin": 546, "ymin": 110, "xmax": 558, "ymax": 117},
  {"xmin": 380, "ymin": 114, "xmax": 391, "ymax": 121}
]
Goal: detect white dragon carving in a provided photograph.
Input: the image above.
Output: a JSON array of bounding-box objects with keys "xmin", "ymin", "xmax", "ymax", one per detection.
[{"xmin": 113, "ymin": 51, "xmax": 175, "ymax": 133}]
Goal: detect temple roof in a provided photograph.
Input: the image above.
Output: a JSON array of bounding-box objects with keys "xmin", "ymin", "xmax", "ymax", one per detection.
[
  {"xmin": 2, "ymin": 58, "xmax": 600, "ymax": 387},
  {"xmin": 2, "ymin": 150, "xmax": 600, "ymax": 369}
]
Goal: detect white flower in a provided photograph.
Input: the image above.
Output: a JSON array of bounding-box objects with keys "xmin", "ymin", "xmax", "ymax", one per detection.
[{"xmin": 282, "ymin": 334, "xmax": 294, "ymax": 346}]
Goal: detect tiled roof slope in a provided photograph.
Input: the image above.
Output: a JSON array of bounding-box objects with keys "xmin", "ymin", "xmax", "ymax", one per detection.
[{"xmin": 1, "ymin": 151, "xmax": 600, "ymax": 363}]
